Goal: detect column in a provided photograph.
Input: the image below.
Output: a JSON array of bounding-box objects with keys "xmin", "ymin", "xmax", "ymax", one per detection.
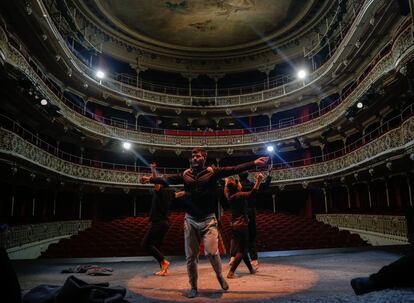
[
  {"xmin": 78, "ymin": 193, "xmax": 83, "ymax": 220},
  {"xmin": 80, "ymin": 147, "xmax": 84, "ymax": 165},
  {"xmin": 267, "ymin": 113, "xmax": 272, "ymax": 130},
  {"xmin": 208, "ymin": 73, "xmax": 225, "ymax": 105},
  {"xmin": 385, "ymin": 179, "xmax": 390, "ymax": 207},
  {"xmin": 133, "ymin": 195, "xmax": 137, "ymax": 217},
  {"xmin": 272, "ymin": 194, "xmax": 276, "ymax": 213},
  {"xmin": 407, "ymin": 174, "xmax": 413, "ymax": 206},
  {"xmin": 258, "ymin": 65, "xmax": 274, "ymax": 89},
  {"xmin": 130, "ymin": 60, "xmax": 148, "ymax": 88},
  {"xmin": 32, "ymin": 193, "xmax": 36, "ymax": 216},
  {"xmin": 10, "ymin": 186, "xmax": 15, "ymax": 217},
  {"xmin": 181, "ymin": 73, "xmax": 198, "ymax": 97},
  {"xmin": 322, "ymin": 188, "xmax": 328, "ymax": 213},
  {"xmin": 367, "ymin": 182, "xmax": 372, "ymax": 208},
  {"xmin": 345, "ymin": 185, "xmax": 351, "ymax": 209},
  {"xmin": 83, "ymin": 99, "xmax": 89, "ymax": 115},
  {"xmin": 53, "ymin": 191, "xmax": 57, "ymax": 216},
  {"xmin": 56, "ymin": 140, "xmax": 60, "ymax": 156}
]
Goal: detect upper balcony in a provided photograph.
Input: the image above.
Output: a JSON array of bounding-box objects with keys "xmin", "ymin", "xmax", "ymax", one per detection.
[
  {"xmin": 27, "ymin": 0, "xmax": 394, "ymax": 110},
  {"xmin": 1, "ymin": 17, "xmax": 412, "ymax": 150},
  {"xmin": 0, "ymin": 102, "xmax": 413, "ymax": 186}
]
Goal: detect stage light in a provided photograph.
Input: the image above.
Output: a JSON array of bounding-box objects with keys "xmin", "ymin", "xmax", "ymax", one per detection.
[
  {"xmin": 122, "ymin": 142, "xmax": 131, "ymax": 150},
  {"xmin": 297, "ymin": 69, "xmax": 307, "ymax": 80},
  {"xmin": 267, "ymin": 145, "xmax": 274, "ymax": 153},
  {"xmin": 96, "ymin": 70, "xmax": 105, "ymax": 79},
  {"xmin": 356, "ymin": 102, "xmax": 363, "ymax": 109},
  {"xmin": 40, "ymin": 99, "xmax": 48, "ymax": 106}
]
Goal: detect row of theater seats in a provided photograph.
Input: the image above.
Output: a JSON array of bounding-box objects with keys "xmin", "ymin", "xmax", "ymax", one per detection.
[
  {"xmin": 40, "ymin": 211, "xmax": 368, "ymax": 258},
  {"xmin": 220, "ymin": 211, "xmax": 368, "ymax": 251}
]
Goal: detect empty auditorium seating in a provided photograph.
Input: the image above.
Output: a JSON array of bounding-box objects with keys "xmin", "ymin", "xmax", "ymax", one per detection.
[
  {"xmin": 40, "ymin": 211, "xmax": 368, "ymax": 258},
  {"xmin": 220, "ymin": 210, "xmax": 368, "ymax": 252}
]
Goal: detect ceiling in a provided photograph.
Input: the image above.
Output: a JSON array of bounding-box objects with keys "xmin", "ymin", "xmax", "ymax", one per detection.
[{"xmin": 93, "ymin": 0, "xmax": 315, "ymax": 50}]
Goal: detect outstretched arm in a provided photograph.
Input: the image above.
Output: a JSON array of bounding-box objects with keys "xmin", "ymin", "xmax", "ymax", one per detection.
[
  {"xmin": 140, "ymin": 174, "xmax": 184, "ymax": 186},
  {"xmin": 213, "ymin": 157, "xmax": 269, "ymax": 179},
  {"xmin": 175, "ymin": 191, "xmax": 186, "ymax": 199},
  {"xmin": 238, "ymin": 173, "xmax": 264, "ymax": 199}
]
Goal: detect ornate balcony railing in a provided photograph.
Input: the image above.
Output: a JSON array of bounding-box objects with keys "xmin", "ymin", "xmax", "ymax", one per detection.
[
  {"xmin": 0, "ymin": 220, "xmax": 91, "ymax": 249},
  {"xmin": 37, "ymin": 0, "xmax": 379, "ymax": 107},
  {"xmin": 1, "ymin": 104, "xmax": 414, "ymax": 185},
  {"xmin": 316, "ymin": 214, "xmax": 408, "ymax": 238},
  {"xmin": 1, "ymin": 20, "xmax": 412, "ymax": 148}
]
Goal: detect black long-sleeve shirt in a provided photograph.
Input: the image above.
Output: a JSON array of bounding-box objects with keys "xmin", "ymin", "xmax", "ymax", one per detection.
[
  {"xmin": 150, "ymin": 161, "xmax": 256, "ymax": 220},
  {"xmin": 149, "ymin": 187, "xmax": 174, "ymax": 223},
  {"xmin": 229, "ymin": 188, "xmax": 258, "ymax": 223},
  {"xmin": 240, "ymin": 175, "xmax": 272, "ymax": 210}
]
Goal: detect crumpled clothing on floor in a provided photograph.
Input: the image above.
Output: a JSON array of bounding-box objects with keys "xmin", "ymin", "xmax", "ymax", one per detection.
[
  {"xmin": 23, "ymin": 275, "xmax": 127, "ymax": 303},
  {"xmin": 61, "ymin": 265, "xmax": 113, "ymax": 276}
]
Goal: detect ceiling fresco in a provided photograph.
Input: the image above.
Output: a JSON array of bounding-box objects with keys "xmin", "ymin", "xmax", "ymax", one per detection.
[{"xmin": 94, "ymin": 0, "xmax": 314, "ymax": 49}]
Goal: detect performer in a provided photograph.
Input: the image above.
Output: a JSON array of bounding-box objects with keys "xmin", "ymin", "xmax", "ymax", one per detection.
[
  {"xmin": 140, "ymin": 148, "xmax": 268, "ymax": 298},
  {"xmin": 229, "ymin": 171, "xmax": 272, "ymax": 270},
  {"xmin": 224, "ymin": 173, "xmax": 263, "ymax": 278},
  {"xmin": 141, "ymin": 162, "xmax": 185, "ymax": 276}
]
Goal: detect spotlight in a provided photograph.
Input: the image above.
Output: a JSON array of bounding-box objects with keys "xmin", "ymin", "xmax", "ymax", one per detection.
[
  {"xmin": 96, "ymin": 70, "xmax": 105, "ymax": 79},
  {"xmin": 122, "ymin": 142, "xmax": 131, "ymax": 150},
  {"xmin": 266, "ymin": 145, "xmax": 274, "ymax": 153},
  {"xmin": 356, "ymin": 102, "xmax": 363, "ymax": 109},
  {"xmin": 40, "ymin": 99, "xmax": 48, "ymax": 106},
  {"xmin": 297, "ymin": 69, "xmax": 307, "ymax": 80}
]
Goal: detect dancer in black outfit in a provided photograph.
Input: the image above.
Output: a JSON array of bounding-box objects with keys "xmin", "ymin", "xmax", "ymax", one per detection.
[
  {"xmin": 225, "ymin": 173, "xmax": 263, "ymax": 278},
  {"xmin": 229, "ymin": 171, "xmax": 272, "ymax": 270},
  {"xmin": 141, "ymin": 162, "xmax": 185, "ymax": 276},
  {"xmin": 140, "ymin": 148, "xmax": 269, "ymax": 298}
]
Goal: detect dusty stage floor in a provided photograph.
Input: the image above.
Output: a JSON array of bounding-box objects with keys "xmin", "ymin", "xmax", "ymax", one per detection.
[{"xmin": 13, "ymin": 247, "xmax": 414, "ymax": 302}]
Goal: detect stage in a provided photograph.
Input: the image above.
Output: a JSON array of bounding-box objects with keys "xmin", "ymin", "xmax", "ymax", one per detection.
[{"xmin": 13, "ymin": 247, "xmax": 414, "ymax": 302}]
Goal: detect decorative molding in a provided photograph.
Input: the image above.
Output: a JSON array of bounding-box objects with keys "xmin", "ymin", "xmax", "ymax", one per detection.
[
  {"xmin": 32, "ymin": 0, "xmax": 388, "ymax": 109},
  {"xmin": 0, "ymin": 220, "xmax": 91, "ymax": 249},
  {"xmin": 315, "ymin": 214, "xmax": 409, "ymax": 245},
  {"xmin": 1, "ymin": 19, "xmax": 412, "ymax": 149},
  {"xmin": 1, "ymin": 114, "xmax": 414, "ymax": 185}
]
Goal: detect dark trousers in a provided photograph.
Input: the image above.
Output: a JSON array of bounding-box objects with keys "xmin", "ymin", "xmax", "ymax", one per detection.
[
  {"xmin": 370, "ymin": 250, "xmax": 414, "ymax": 289},
  {"xmin": 247, "ymin": 209, "xmax": 258, "ymax": 261},
  {"xmin": 230, "ymin": 210, "xmax": 258, "ymax": 261},
  {"xmin": 141, "ymin": 220, "xmax": 169, "ymax": 264},
  {"xmin": 229, "ymin": 226, "xmax": 253, "ymax": 273}
]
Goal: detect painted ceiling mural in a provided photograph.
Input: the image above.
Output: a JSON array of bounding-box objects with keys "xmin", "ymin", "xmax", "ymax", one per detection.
[{"xmin": 94, "ymin": 0, "xmax": 313, "ymax": 49}]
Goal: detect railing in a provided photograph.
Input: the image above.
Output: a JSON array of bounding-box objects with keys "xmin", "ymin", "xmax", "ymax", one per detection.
[
  {"xmin": 39, "ymin": 0, "xmax": 369, "ymax": 104},
  {"xmin": 1, "ymin": 16, "xmax": 412, "ymax": 150},
  {"xmin": 0, "ymin": 220, "xmax": 91, "ymax": 249},
  {"xmin": 0, "ymin": 113, "xmax": 182, "ymax": 174},
  {"xmin": 316, "ymin": 214, "xmax": 408, "ymax": 238},
  {"xmin": 59, "ymin": 0, "xmax": 362, "ymax": 98},
  {"xmin": 1, "ymin": 103, "xmax": 412, "ymax": 173},
  {"xmin": 21, "ymin": 22, "xmax": 401, "ymax": 135}
]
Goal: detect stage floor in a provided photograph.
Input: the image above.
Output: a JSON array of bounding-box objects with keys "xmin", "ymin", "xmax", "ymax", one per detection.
[{"xmin": 13, "ymin": 247, "xmax": 414, "ymax": 302}]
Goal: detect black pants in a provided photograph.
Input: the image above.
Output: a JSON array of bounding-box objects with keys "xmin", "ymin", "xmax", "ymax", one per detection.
[
  {"xmin": 141, "ymin": 220, "xmax": 169, "ymax": 264},
  {"xmin": 370, "ymin": 249, "xmax": 414, "ymax": 289},
  {"xmin": 230, "ymin": 210, "xmax": 258, "ymax": 261},
  {"xmin": 247, "ymin": 209, "xmax": 258, "ymax": 261},
  {"xmin": 229, "ymin": 226, "xmax": 253, "ymax": 273}
]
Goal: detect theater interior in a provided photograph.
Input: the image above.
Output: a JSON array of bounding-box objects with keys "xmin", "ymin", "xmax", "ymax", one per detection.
[{"xmin": 0, "ymin": 0, "xmax": 414, "ymax": 302}]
